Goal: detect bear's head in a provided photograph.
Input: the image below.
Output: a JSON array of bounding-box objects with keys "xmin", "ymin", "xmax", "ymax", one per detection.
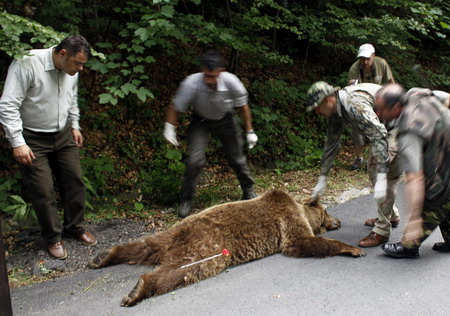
[{"xmin": 301, "ymin": 197, "xmax": 341, "ymax": 235}]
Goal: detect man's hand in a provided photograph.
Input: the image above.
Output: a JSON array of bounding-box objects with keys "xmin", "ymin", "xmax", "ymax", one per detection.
[
  {"xmin": 374, "ymin": 173, "xmax": 387, "ymax": 200},
  {"xmin": 311, "ymin": 175, "xmax": 328, "ymax": 201},
  {"xmin": 401, "ymin": 218, "xmax": 424, "ymax": 247},
  {"xmin": 72, "ymin": 129, "xmax": 83, "ymax": 147},
  {"xmin": 246, "ymin": 130, "xmax": 258, "ymax": 149},
  {"xmin": 13, "ymin": 145, "xmax": 35, "ymax": 165},
  {"xmin": 163, "ymin": 122, "xmax": 179, "ymax": 146}
]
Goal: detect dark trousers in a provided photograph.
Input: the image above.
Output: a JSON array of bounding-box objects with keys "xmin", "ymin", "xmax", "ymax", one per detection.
[
  {"xmin": 181, "ymin": 113, "xmax": 254, "ymax": 202},
  {"xmin": 21, "ymin": 125, "xmax": 86, "ymax": 244}
]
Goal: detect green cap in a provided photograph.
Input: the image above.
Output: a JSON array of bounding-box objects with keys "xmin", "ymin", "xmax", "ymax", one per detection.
[{"xmin": 307, "ymin": 81, "xmax": 339, "ymax": 111}]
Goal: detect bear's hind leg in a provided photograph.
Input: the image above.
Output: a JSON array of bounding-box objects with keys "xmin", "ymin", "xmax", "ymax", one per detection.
[{"xmin": 88, "ymin": 239, "xmax": 159, "ymax": 269}]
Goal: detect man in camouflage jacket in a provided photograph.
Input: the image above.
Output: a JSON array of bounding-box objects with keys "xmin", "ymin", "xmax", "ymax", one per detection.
[
  {"xmin": 306, "ymin": 81, "xmax": 403, "ymax": 247},
  {"xmin": 375, "ymin": 84, "xmax": 450, "ymax": 259}
]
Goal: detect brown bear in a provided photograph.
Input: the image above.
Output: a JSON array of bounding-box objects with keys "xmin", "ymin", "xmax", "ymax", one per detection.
[{"xmin": 88, "ymin": 190, "xmax": 364, "ymax": 306}]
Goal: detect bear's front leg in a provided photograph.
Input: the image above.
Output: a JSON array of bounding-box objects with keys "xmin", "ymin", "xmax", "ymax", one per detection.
[
  {"xmin": 281, "ymin": 236, "xmax": 366, "ymax": 258},
  {"xmin": 88, "ymin": 239, "xmax": 157, "ymax": 269}
]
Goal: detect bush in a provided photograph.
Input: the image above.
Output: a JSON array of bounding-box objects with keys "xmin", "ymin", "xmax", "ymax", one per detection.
[
  {"xmin": 249, "ymin": 79, "xmax": 325, "ymax": 170},
  {"xmin": 138, "ymin": 148, "xmax": 185, "ymax": 205}
]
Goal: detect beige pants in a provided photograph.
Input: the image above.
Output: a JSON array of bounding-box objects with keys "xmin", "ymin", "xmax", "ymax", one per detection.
[{"xmin": 367, "ymin": 128, "xmax": 402, "ymax": 237}]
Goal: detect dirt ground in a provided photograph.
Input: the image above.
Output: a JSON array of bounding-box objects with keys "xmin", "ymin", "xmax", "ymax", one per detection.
[{"xmin": 4, "ymin": 219, "xmax": 153, "ymax": 285}]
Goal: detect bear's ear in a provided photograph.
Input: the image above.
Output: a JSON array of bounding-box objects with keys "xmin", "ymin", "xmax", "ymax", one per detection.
[{"xmin": 305, "ymin": 195, "xmax": 320, "ymax": 207}]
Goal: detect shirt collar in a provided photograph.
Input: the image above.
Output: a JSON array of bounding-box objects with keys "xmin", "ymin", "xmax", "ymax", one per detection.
[
  {"xmin": 200, "ymin": 72, "xmax": 227, "ymax": 92},
  {"xmin": 359, "ymin": 60, "xmax": 376, "ymax": 78},
  {"xmin": 44, "ymin": 47, "xmax": 57, "ymax": 72},
  {"xmin": 216, "ymin": 73, "xmax": 226, "ymax": 91}
]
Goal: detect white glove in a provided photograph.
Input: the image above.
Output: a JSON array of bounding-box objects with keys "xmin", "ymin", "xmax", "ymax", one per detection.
[
  {"xmin": 374, "ymin": 173, "xmax": 387, "ymax": 200},
  {"xmin": 311, "ymin": 175, "xmax": 328, "ymax": 201},
  {"xmin": 163, "ymin": 122, "xmax": 179, "ymax": 146},
  {"xmin": 246, "ymin": 130, "xmax": 258, "ymax": 149}
]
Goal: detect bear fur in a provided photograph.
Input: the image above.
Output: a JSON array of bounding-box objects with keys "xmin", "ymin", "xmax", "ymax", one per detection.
[{"xmin": 88, "ymin": 190, "xmax": 364, "ymax": 306}]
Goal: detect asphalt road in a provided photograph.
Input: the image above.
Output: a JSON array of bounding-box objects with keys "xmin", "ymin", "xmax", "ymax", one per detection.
[{"xmin": 11, "ymin": 186, "xmax": 450, "ymax": 316}]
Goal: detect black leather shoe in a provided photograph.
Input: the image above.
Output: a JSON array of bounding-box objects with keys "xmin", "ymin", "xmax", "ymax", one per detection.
[
  {"xmin": 381, "ymin": 242, "xmax": 419, "ymax": 259},
  {"xmin": 178, "ymin": 200, "xmax": 192, "ymax": 218},
  {"xmin": 432, "ymin": 242, "xmax": 450, "ymax": 252},
  {"xmin": 242, "ymin": 190, "xmax": 257, "ymax": 200},
  {"xmin": 351, "ymin": 158, "xmax": 363, "ymax": 170}
]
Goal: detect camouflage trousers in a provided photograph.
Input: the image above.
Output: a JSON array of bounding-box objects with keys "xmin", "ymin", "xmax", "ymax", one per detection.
[
  {"xmin": 367, "ymin": 128, "xmax": 402, "ymax": 237},
  {"xmin": 421, "ymin": 197, "xmax": 450, "ymax": 245}
]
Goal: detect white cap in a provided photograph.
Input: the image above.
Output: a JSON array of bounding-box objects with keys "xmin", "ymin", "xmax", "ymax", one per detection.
[{"xmin": 357, "ymin": 44, "xmax": 375, "ymax": 58}]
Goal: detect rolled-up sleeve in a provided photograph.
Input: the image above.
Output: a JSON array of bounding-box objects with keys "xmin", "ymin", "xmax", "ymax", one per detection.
[
  {"xmin": 68, "ymin": 74, "xmax": 80, "ymax": 130},
  {"xmin": 227, "ymin": 74, "xmax": 248, "ymax": 107},
  {"xmin": 173, "ymin": 77, "xmax": 194, "ymax": 113},
  {"xmin": 0, "ymin": 60, "xmax": 31, "ymax": 147},
  {"xmin": 398, "ymin": 133, "xmax": 423, "ymax": 173},
  {"xmin": 320, "ymin": 115, "xmax": 344, "ymax": 176}
]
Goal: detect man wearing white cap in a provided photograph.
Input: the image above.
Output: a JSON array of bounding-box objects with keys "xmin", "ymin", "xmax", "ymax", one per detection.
[
  {"xmin": 348, "ymin": 44, "xmax": 395, "ymax": 86},
  {"xmin": 347, "ymin": 44, "xmax": 395, "ymax": 172}
]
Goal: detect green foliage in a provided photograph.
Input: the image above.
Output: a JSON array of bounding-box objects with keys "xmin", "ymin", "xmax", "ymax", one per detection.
[
  {"xmin": 2, "ymin": 195, "xmax": 36, "ymax": 227},
  {"xmin": 138, "ymin": 148, "xmax": 185, "ymax": 205},
  {"xmin": 249, "ymin": 79, "xmax": 324, "ymax": 170},
  {"xmin": 0, "ymin": 173, "xmax": 37, "ymax": 227},
  {"xmin": 34, "ymin": 0, "xmax": 84, "ymax": 34},
  {"xmin": 80, "ymin": 152, "xmax": 115, "ymax": 196},
  {"xmin": 87, "ymin": 0, "xmax": 299, "ymax": 106},
  {"xmin": 0, "ymin": 10, "xmax": 65, "ymax": 59},
  {"xmin": 1, "ymin": 0, "xmax": 449, "ymax": 209},
  {"xmin": 0, "ymin": 10, "xmax": 104, "ymax": 61}
]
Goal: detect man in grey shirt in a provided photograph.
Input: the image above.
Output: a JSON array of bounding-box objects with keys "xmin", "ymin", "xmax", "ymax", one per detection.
[
  {"xmin": 0, "ymin": 35, "xmax": 96, "ymax": 259},
  {"xmin": 164, "ymin": 51, "xmax": 258, "ymax": 217}
]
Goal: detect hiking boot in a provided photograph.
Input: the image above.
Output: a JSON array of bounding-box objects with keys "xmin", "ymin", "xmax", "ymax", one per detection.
[
  {"xmin": 178, "ymin": 200, "xmax": 192, "ymax": 218},
  {"xmin": 241, "ymin": 190, "xmax": 257, "ymax": 200}
]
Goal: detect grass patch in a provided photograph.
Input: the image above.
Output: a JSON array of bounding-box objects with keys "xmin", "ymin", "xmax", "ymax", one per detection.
[{"xmin": 8, "ymin": 266, "xmax": 59, "ymax": 288}]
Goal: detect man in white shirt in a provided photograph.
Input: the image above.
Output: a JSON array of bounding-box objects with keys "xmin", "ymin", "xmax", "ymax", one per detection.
[
  {"xmin": 164, "ymin": 51, "xmax": 258, "ymax": 217},
  {"xmin": 0, "ymin": 35, "xmax": 96, "ymax": 259}
]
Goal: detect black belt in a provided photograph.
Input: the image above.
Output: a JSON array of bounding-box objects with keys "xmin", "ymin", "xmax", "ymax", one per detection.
[
  {"xmin": 193, "ymin": 112, "xmax": 232, "ymax": 123},
  {"xmin": 23, "ymin": 128, "xmax": 60, "ymax": 136}
]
